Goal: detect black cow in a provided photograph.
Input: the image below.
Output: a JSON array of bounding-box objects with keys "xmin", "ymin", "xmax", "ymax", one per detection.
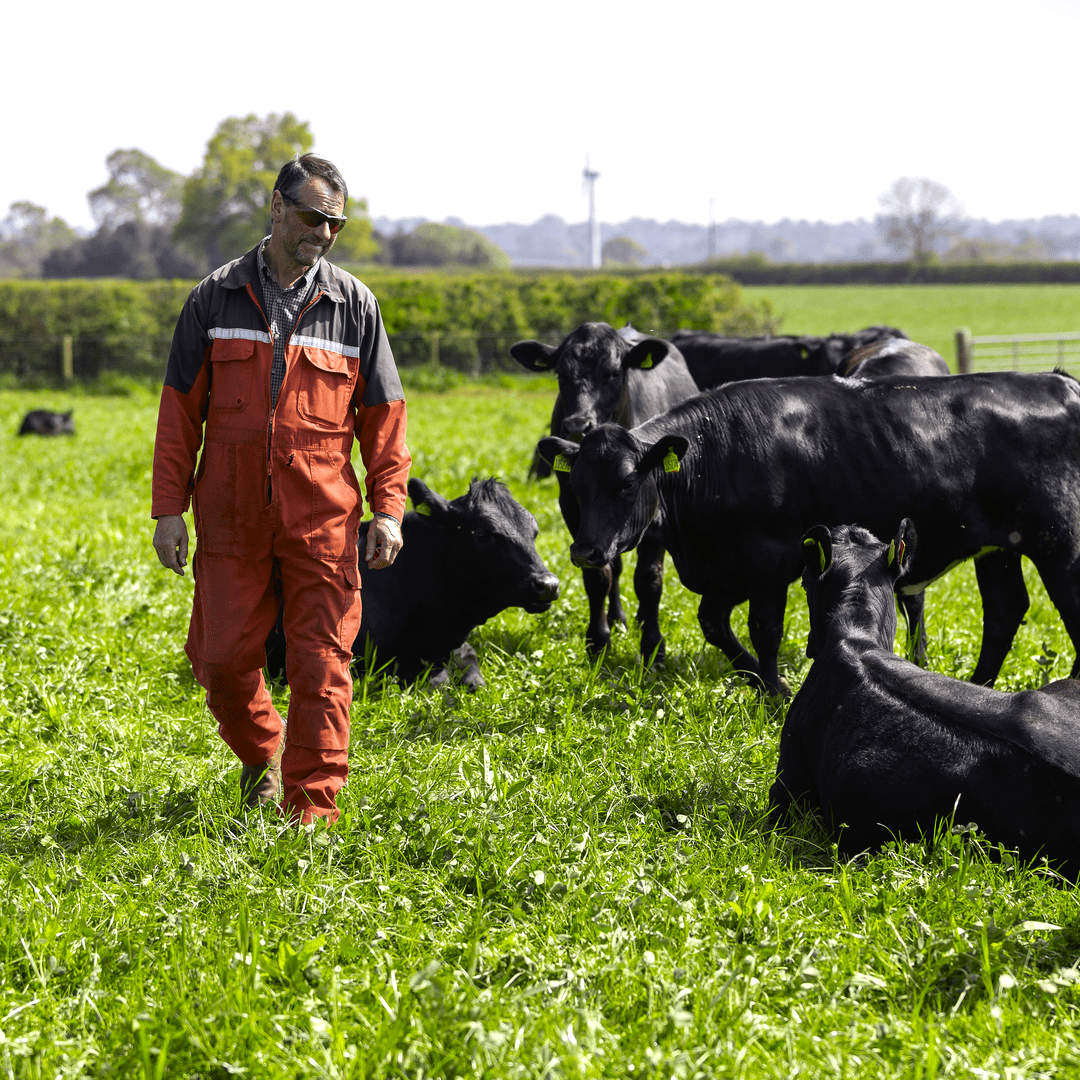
[
  {"xmin": 511, "ymin": 322, "xmax": 699, "ymax": 662},
  {"xmin": 670, "ymin": 326, "xmax": 907, "ymax": 389},
  {"xmin": 769, "ymin": 519, "xmax": 1080, "ymax": 877},
  {"xmin": 842, "ymin": 338, "xmax": 950, "ymax": 378},
  {"xmin": 265, "ymin": 478, "xmax": 560, "ymax": 690},
  {"xmin": 538, "ymin": 371, "xmax": 1080, "ymax": 696},
  {"xmin": 18, "ymin": 409, "xmax": 74, "ymax": 436}
]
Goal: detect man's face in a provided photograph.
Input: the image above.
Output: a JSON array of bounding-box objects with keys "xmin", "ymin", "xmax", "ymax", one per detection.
[{"xmin": 271, "ymin": 177, "xmax": 345, "ymax": 267}]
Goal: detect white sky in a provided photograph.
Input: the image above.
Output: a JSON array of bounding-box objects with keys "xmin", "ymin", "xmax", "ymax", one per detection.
[{"xmin": 10, "ymin": 0, "xmax": 1079, "ymax": 232}]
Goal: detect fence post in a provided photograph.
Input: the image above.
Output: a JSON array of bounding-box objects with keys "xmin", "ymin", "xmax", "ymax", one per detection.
[
  {"xmin": 61, "ymin": 334, "xmax": 74, "ymax": 381},
  {"xmin": 955, "ymin": 327, "xmax": 972, "ymax": 373},
  {"xmin": 429, "ymin": 331, "xmax": 440, "ymax": 366}
]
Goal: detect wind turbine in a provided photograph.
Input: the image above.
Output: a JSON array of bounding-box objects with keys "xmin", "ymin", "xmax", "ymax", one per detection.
[{"xmin": 582, "ymin": 155, "xmax": 601, "ymax": 269}]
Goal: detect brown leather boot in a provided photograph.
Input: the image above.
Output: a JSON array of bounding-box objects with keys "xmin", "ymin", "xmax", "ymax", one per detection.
[{"xmin": 239, "ymin": 761, "xmax": 281, "ymax": 808}]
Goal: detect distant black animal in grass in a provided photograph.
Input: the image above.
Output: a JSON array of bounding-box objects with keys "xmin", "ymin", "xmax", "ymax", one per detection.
[
  {"xmin": 18, "ymin": 410, "xmax": 74, "ymax": 436},
  {"xmin": 265, "ymin": 477, "xmax": 560, "ymax": 691},
  {"xmin": 769, "ymin": 519, "xmax": 1080, "ymax": 879},
  {"xmin": 512, "ymin": 321, "xmax": 699, "ymax": 663},
  {"xmin": 669, "ymin": 325, "xmax": 908, "ymax": 388},
  {"xmin": 539, "ymin": 370, "xmax": 1080, "ymax": 696},
  {"xmin": 841, "ymin": 338, "xmax": 951, "ymax": 378}
]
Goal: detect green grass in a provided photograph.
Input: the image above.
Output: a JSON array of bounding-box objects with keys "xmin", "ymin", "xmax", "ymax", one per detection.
[
  {"xmin": 742, "ymin": 283, "xmax": 1080, "ymax": 370},
  {"xmin": 2, "ymin": 382, "xmax": 1080, "ymax": 1078}
]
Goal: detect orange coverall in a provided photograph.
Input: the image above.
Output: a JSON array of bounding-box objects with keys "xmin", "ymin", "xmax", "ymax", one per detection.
[{"xmin": 152, "ymin": 246, "xmax": 410, "ymax": 821}]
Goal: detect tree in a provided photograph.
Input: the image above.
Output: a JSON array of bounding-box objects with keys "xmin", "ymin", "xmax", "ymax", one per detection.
[
  {"xmin": 877, "ymin": 177, "xmax": 963, "ymax": 262},
  {"xmin": 173, "ymin": 112, "xmax": 313, "ymax": 270},
  {"xmin": 89, "ymin": 148, "xmax": 184, "ymax": 229},
  {"xmin": 375, "ymin": 222, "xmax": 510, "ymax": 268},
  {"xmin": 601, "ymin": 236, "xmax": 647, "ymax": 267},
  {"xmin": 0, "ymin": 201, "xmax": 77, "ymax": 278}
]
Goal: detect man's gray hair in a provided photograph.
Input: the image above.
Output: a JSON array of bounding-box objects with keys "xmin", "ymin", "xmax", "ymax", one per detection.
[{"xmin": 274, "ymin": 154, "xmax": 349, "ymax": 206}]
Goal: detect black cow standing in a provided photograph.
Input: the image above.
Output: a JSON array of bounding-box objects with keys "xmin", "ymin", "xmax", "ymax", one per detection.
[
  {"xmin": 670, "ymin": 326, "xmax": 907, "ymax": 388},
  {"xmin": 769, "ymin": 519, "xmax": 1080, "ymax": 878},
  {"xmin": 512, "ymin": 322, "xmax": 699, "ymax": 662},
  {"xmin": 539, "ymin": 371, "xmax": 1080, "ymax": 696},
  {"xmin": 18, "ymin": 410, "xmax": 74, "ymax": 436},
  {"xmin": 842, "ymin": 338, "xmax": 951, "ymax": 378},
  {"xmin": 265, "ymin": 478, "xmax": 560, "ymax": 690},
  {"xmin": 837, "ymin": 336, "xmax": 951, "ymax": 661}
]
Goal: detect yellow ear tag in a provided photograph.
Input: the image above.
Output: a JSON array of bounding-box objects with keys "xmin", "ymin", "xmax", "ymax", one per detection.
[
  {"xmin": 640, "ymin": 353, "xmax": 653, "ymax": 369},
  {"xmin": 663, "ymin": 448, "xmax": 680, "ymax": 473},
  {"xmin": 887, "ymin": 539, "xmax": 896, "ymax": 566},
  {"xmin": 553, "ymin": 453, "xmax": 572, "ymax": 473},
  {"xmin": 416, "ymin": 503, "xmax": 431, "ymax": 516},
  {"xmin": 803, "ymin": 537, "xmax": 827, "ymax": 574}
]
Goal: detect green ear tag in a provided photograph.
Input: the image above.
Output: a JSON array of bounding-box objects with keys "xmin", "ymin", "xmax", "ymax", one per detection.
[
  {"xmin": 887, "ymin": 539, "xmax": 896, "ymax": 566},
  {"xmin": 416, "ymin": 503, "xmax": 431, "ymax": 516},
  {"xmin": 640, "ymin": 353, "xmax": 654, "ymax": 369},
  {"xmin": 553, "ymin": 453, "xmax": 572, "ymax": 473},
  {"xmin": 663, "ymin": 448, "xmax": 680, "ymax": 473}
]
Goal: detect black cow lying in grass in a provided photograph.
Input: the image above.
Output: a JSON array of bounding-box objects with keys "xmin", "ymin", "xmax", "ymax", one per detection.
[
  {"xmin": 18, "ymin": 409, "xmax": 74, "ymax": 435},
  {"xmin": 265, "ymin": 478, "xmax": 560, "ymax": 690},
  {"xmin": 512, "ymin": 321, "xmax": 699, "ymax": 662},
  {"xmin": 539, "ymin": 371, "xmax": 1080, "ymax": 696},
  {"xmin": 769, "ymin": 520, "xmax": 1080, "ymax": 878},
  {"xmin": 842, "ymin": 338, "xmax": 951, "ymax": 378}
]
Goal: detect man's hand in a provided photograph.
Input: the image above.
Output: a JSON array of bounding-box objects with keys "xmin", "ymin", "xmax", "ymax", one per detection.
[
  {"xmin": 153, "ymin": 514, "xmax": 189, "ymax": 576},
  {"xmin": 366, "ymin": 514, "xmax": 403, "ymax": 569}
]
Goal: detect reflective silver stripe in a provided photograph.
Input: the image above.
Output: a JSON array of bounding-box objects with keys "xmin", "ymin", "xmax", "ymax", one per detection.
[
  {"xmin": 289, "ymin": 333, "xmax": 361, "ymax": 359},
  {"xmin": 209, "ymin": 326, "xmax": 272, "ymax": 345}
]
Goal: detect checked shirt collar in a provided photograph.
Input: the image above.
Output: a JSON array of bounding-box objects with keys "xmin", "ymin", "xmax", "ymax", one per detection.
[{"xmin": 257, "ymin": 236, "xmax": 322, "ymax": 407}]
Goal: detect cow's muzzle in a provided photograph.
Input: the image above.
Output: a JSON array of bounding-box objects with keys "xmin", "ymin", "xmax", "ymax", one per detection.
[
  {"xmin": 522, "ymin": 572, "xmax": 561, "ymax": 612},
  {"xmin": 570, "ymin": 542, "xmax": 608, "ymax": 569}
]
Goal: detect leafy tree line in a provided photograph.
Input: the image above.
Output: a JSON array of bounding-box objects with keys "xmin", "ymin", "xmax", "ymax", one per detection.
[{"xmin": 0, "ymin": 114, "xmax": 508, "ymax": 280}]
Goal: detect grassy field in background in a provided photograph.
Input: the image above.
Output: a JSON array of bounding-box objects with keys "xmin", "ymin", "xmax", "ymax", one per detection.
[
  {"xmin": 742, "ymin": 283, "xmax": 1080, "ymax": 369},
  {"xmin": 2, "ymin": 381, "xmax": 1080, "ymax": 1077}
]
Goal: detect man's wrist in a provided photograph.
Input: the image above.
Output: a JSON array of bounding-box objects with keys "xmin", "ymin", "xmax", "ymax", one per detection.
[{"xmin": 372, "ymin": 510, "xmax": 400, "ymax": 525}]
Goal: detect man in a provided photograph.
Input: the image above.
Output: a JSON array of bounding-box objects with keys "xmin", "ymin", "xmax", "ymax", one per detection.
[{"xmin": 151, "ymin": 154, "xmax": 410, "ymax": 824}]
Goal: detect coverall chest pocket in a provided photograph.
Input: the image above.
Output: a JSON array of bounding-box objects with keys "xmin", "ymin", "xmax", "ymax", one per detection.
[
  {"xmin": 297, "ymin": 347, "xmax": 356, "ymax": 427},
  {"xmin": 209, "ymin": 337, "xmax": 257, "ymax": 412}
]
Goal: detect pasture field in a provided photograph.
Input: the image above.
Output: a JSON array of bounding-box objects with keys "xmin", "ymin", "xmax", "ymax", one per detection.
[
  {"xmin": 2, "ymin": 380, "xmax": 1080, "ymax": 1078},
  {"xmin": 741, "ymin": 283, "xmax": 1080, "ymax": 369}
]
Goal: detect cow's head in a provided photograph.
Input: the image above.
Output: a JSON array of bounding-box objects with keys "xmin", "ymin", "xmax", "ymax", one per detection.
[
  {"xmin": 800, "ymin": 519, "xmax": 917, "ymax": 659},
  {"xmin": 408, "ymin": 477, "xmax": 560, "ymax": 617},
  {"xmin": 537, "ymin": 425, "xmax": 689, "ymax": 568},
  {"xmin": 511, "ymin": 322, "xmax": 676, "ymax": 440}
]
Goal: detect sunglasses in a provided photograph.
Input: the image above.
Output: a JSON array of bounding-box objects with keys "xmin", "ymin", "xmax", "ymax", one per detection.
[{"xmin": 282, "ymin": 194, "xmax": 347, "ymax": 233}]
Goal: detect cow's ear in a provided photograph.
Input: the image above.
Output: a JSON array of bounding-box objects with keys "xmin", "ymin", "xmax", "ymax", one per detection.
[
  {"xmin": 510, "ymin": 340, "xmax": 558, "ymax": 372},
  {"xmin": 408, "ymin": 478, "xmax": 451, "ymax": 518},
  {"xmin": 623, "ymin": 338, "xmax": 672, "ymax": 371},
  {"xmin": 537, "ymin": 436, "xmax": 579, "ymax": 475},
  {"xmin": 639, "ymin": 434, "xmax": 689, "ymax": 475},
  {"xmin": 887, "ymin": 518, "xmax": 917, "ymax": 582},
  {"xmin": 802, "ymin": 525, "xmax": 833, "ymax": 578}
]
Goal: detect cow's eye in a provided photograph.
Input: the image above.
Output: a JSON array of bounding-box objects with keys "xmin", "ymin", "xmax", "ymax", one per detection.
[{"xmin": 474, "ymin": 528, "xmax": 492, "ymax": 543}]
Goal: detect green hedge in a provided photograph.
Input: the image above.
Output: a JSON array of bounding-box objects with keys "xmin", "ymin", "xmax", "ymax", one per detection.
[
  {"xmin": 697, "ymin": 256, "xmax": 1080, "ymax": 286},
  {"xmin": 0, "ymin": 271, "xmax": 773, "ymax": 379}
]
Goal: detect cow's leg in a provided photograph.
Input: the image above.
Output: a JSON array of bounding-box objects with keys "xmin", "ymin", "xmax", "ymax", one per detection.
[
  {"xmin": 697, "ymin": 592, "xmax": 760, "ymax": 682},
  {"xmin": 971, "ymin": 549, "xmax": 1029, "ymax": 686},
  {"xmin": 582, "ymin": 565, "xmax": 615, "ymax": 654},
  {"xmin": 633, "ymin": 534, "xmax": 666, "ymax": 666},
  {"xmin": 898, "ymin": 592, "xmax": 928, "ymax": 666},
  {"xmin": 1023, "ymin": 554, "xmax": 1080, "ymax": 680},
  {"xmin": 747, "ymin": 581, "xmax": 792, "ymax": 697},
  {"xmin": 607, "ymin": 553, "xmax": 627, "ymax": 630}
]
